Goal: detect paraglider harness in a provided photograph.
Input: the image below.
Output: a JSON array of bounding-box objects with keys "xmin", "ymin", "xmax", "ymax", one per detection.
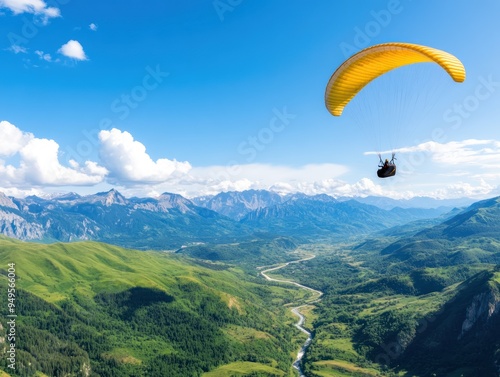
[{"xmin": 377, "ymin": 153, "xmax": 396, "ymax": 178}]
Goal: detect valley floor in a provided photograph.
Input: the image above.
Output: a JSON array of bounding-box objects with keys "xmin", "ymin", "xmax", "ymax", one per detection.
[{"xmin": 272, "ymin": 242, "xmax": 500, "ymax": 377}]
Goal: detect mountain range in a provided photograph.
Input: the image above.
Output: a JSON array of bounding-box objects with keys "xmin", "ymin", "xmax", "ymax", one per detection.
[
  {"xmin": 240, "ymin": 195, "xmax": 455, "ymax": 242},
  {"xmin": 0, "ymin": 189, "xmax": 464, "ymax": 249},
  {"xmin": 0, "ymin": 189, "xmax": 251, "ymax": 249},
  {"xmin": 192, "ymin": 189, "xmax": 473, "ymax": 218}
]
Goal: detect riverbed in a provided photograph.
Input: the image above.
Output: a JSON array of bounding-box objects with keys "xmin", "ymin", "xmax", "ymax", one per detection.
[{"xmin": 259, "ymin": 256, "xmax": 323, "ymax": 377}]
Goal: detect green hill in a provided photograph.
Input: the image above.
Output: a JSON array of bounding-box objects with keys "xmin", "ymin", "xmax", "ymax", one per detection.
[
  {"xmin": 296, "ymin": 265, "xmax": 500, "ymax": 377},
  {"xmin": 0, "ymin": 238, "xmax": 304, "ymax": 377},
  {"xmin": 176, "ymin": 237, "xmax": 299, "ymax": 270},
  {"xmin": 376, "ymin": 197, "xmax": 500, "ymax": 270},
  {"xmin": 430, "ymin": 196, "xmax": 500, "ymax": 239},
  {"xmin": 397, "ymin": 268, "xmax": 500, "ymax": 376}
]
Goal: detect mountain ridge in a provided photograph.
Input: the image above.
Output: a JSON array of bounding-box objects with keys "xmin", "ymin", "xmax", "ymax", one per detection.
[
  {"xmin": 379, "ymin": 196, "xmax": 500, "ymax": 269},
  {"xmin": 0, "ymin": 189, "xmax": 254, "ymax": 249},
  {"xmin": 0, "ymin": 188, "xmax": 491, "ymax": 250}
]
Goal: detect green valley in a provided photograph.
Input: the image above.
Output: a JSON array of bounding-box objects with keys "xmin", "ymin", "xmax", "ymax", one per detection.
[
  {"xmin": 2, "ymin": 194, "xmax": 500, "ymax": 376},
  {"xmin": 270, "ymin": 240, "xmax": 500, "ymax": 376},
  {"xmin": 0, "ymin": 238, "xmax": 309, "ymax": 377}
]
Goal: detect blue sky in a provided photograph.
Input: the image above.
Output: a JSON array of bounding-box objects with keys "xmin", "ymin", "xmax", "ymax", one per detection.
[{"xmin": 1, "ymin": 0, "xmax": 500, "ymax": 199}]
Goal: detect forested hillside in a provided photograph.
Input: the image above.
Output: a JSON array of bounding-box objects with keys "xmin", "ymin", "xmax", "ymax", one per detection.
[{"xmin": 0, "ymin": 238, "xmax": 305, "ymax": 377}]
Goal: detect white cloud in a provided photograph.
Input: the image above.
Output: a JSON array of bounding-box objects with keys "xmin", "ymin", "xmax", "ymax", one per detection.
[
  {"xmin": 0, "ymin": 121, "xmax": 33, "ymax": 156},
  {"xmin": 299, "ymin": 177, "xmax": 498, "ymax": 201},
  {"xmin": 269, "ymin": 176, "xmax": 411, "ymax": 199},
  {"xmin": 110, "ymin": 172, "xmax": 405, "ymax": 200},
  {"xmin": 367, "ymin": 139, "xmax": 500, "ymax": 168},
  {"xmin": 2, "ymin": 0, "xmax": 60, "ymax": 56},
  {"xmin": 0, "ymin": 121, "xmax": 107, "ymax": 187},
  {"xmin": 58, "ymin": 40, "xmax": 88, "ymax": 61},
  {"xmin": 18, "ymin": 138, "xmax": 104, "ymax": 185},
  {"xmin": 429, "ymin": 140, "xmax": 500, "ymax": 168},
  {"xmin": 362, "ymin": 139, "xmax": 500, "ymax": 200},
  {"xmin": 0, "ymin": 123, "xmax": 498, "ymax": 201},
  {"xmin": 430, "ymin": 180, "xmax": 495, "ymax": 199},
  {"xmin": 99, "ymin": 128, "xmax": 192, "ymax": 183},
  {"xmin": 0, "ymin": 0, "xmax": 60, "ymax": 21},
  {"xmin": 308, "ymin": 177, "xmax": 387, "ymax": 198},
  {"xmin": 0, "ymin": 186, "xmax": 46, "ymax": 198},
  {"xmin": 110, "ymin": 162, "xmax": 349, "ymax": 198},
  {"xmin": 35, "ymin": 50, "xmax": 52, "ymax": 61},
  {"xmin": 211, "ymin": 178, "xmax": 254, "ymax": 193},
  {"xmin": 190, "ymin": 163, "xmax": 348, "ymax": 185},
  {"xmin": 6, "ymin": 45, "xmax": 27, "ymax": 54},
  {"xmin": 120, "ymin": 151, "xmax": 500, "ymax": 200},
  {"xmin": 175, "ymin": 163, "xmax": 348, "ymax": 196},
  {"xmin": 89, "ymin": 23, "xmax": 98, "ymax": 31}
]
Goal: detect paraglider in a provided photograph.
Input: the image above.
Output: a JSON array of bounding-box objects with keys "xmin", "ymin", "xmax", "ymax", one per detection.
[
  {"xmin": 377, "ymin": 153, "xmax": 396, "ymax": 178},
  {"xmin": 324, "ymin": 42, "xmax": 466, "ymax": 178}
]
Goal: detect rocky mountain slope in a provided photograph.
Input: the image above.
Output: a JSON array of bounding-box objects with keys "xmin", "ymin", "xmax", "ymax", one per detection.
[{"xmin": 0, "ymin": 189, "xmax": 253, "ymax": 249}]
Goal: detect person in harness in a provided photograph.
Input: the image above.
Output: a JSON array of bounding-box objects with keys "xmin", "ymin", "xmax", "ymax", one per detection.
[{"xmin": 377, "ymin": 153, "xmax": 396, "ymax": 178}]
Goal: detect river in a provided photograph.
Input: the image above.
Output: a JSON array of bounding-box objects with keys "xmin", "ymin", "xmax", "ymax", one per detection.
[{"xmin": 259, "ymin": 256, "xmax": 323, "ymax": 377}]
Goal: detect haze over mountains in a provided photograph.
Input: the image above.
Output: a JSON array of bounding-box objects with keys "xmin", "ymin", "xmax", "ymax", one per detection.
[
  {"xmin": 0, "ymin": 188, "xmax": 477, "ymax": 249},
  {"xmin": 193, "ymin": 189, "xmax": 475, "ymax": 217}
]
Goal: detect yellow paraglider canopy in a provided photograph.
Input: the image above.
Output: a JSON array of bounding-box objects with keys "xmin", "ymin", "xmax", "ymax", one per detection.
[{"xmin": 325, "ymin": 42, "xmax": 466, "ymax": 116}]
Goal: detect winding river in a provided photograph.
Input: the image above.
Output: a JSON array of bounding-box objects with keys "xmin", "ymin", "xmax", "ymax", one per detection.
[{"xmin": 259, "ymin": 256, "xmax": 323, "ymax": 377}]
